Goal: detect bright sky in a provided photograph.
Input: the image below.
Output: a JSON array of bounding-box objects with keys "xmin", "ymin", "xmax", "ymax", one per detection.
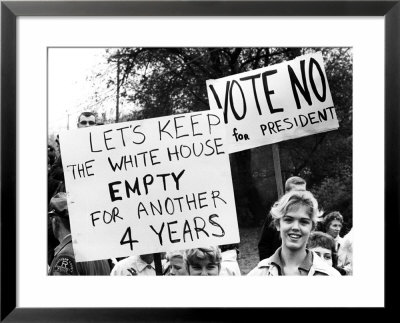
[
  {"xmin": 48, "ymin": 47, "xmax": 138, "ymax": 136},
  {"xmin": 48, "ymin": 48, "xmax": 104, "ymax": 134}
]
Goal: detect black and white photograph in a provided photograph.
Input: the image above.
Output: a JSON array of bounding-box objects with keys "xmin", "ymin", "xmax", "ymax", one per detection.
[
  {"xmin": 3, "ymin": 3, "xmax": 396, "ymax": 317},
  {"xmin": 47, "ymin": 47, "xmax": 353, "ymax": 277}
]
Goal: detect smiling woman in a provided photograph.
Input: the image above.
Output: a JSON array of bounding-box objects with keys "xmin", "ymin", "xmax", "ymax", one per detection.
[{"xmin": 247, "ymin": 190, "xmax": 340, "ymax": 276}]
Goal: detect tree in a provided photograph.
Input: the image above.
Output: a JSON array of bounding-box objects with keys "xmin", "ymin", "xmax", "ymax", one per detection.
[
  {"xmin": 99, "ymin": 47, "xmax": 353, "ymax": 228},
  {"xmin": 278, "ymin": 48, "xmax": 353, "ymax": 227}
]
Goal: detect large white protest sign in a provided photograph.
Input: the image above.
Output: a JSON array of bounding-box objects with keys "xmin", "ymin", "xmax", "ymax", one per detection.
[
  {"xmin": 60, "ymin": 110, "xmax": 239, "ymax": 262},
  {"xmin": 206, "ymin": 52, "xmax": 339, "ymax": 153}
]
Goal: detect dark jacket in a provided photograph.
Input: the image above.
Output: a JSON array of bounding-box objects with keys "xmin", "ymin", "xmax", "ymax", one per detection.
[
  {"xmin": 49, "ymin": 235, "xmax": 111, "ymax": 275},
  {"xmin": 257, "ymin": 216, "xmax": 281, "ymax": 260}
]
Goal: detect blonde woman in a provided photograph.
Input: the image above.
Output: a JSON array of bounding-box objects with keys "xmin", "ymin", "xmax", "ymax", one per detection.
[{"xmin": 248, "ymin": 190, "xmax": 340, "ymax": 276}]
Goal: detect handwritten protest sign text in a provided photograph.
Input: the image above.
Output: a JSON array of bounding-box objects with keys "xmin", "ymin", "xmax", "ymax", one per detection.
[
  {"xmin": 60, "ymin": 110, "xmax": 239, "ymax": 262},
  {"xmin": 206, "ymin": 52, "xmax": 339, "ymax": 153}
]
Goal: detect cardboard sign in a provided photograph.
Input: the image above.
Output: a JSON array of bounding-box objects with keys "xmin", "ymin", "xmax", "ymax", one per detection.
[
  {"xmin": 60, "ymin": 110, "xmax": 239, "ymax": 262},
  {"xmin": 206, "ymin": 52, "xmax": 339, "ymax": 153}
]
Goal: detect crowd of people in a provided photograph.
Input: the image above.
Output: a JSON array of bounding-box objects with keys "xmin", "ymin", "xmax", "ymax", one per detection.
[{"xmin": 47, "ymin": 112, "xmax": 353, "ymax": 276}]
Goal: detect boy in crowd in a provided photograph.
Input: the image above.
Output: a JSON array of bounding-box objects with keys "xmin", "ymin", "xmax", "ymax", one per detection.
[
  {"xmin": 77, "ymin": 111, "xmax": 96, "ymax": 128},
  {"xmin": 183, "ymin": 247, "xmax": 222, "ymax": 276},
  {"xmin": 307, "ymin": 231, "xmax": 337, "ymax": 267},
  {"xmin": 163, "ymin": 250, "xmax": 188, "ymax": 276},
  {"xmin": 307, "ymin": 231, "xmax": 349, "ymax": 275}
]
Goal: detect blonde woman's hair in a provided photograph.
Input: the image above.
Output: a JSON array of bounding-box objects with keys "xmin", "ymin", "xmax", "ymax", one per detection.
[{"xmin": 270, "ymin": 190, "xmax": 322, "ymax": 230}]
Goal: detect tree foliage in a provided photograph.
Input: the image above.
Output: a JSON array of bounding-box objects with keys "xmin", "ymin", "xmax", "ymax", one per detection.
[{"xmin": 100, "ymin": 47, "xmax": 353, "ymax": 228}]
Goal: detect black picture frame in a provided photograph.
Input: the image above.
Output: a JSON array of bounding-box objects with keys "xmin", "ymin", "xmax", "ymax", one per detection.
[{"xmin": 1, "ymin": 1, "xmax": 398, "ymax": 321}]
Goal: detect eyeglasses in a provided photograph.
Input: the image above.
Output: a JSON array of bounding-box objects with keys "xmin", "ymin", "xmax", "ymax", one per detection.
[
  {"xmin": 48, "ymin": 212, "xmax": 56, "ymax": 218},
  {"xmin": 80, "ymin": 121, "xmax": 95, "ymax": 125},
  {"xmin": 48, "ymin": 209, "xmax": 68, "ymax": 218},
  {"xmin": 48, "ymin": 210, "xmax": 58, "ymax": 218}
]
